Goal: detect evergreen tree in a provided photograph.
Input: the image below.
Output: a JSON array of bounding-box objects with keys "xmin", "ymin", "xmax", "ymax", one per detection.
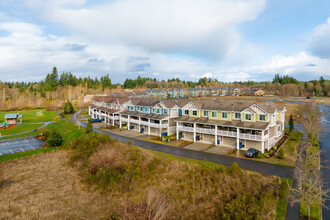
[
  {"xmin": 64, "ymin": 101, "xmax": 74, "ymax": 114},
  {"xmin": 47, "ymin": 128, "xmax": 63, "ymax": 147},
  {"xmin": 289, "ymin": 114, "xmax": 294, "ymax": 132},
  {"xmin": 86, "ymin": 118, "xmax": 93, "ymax": 133}
]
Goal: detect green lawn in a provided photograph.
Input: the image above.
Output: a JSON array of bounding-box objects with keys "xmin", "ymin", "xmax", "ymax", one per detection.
[
  {"xmin": 0, "ymin": 131, "xmax": 38, "ymax": 140},
  {"xmin": 0, "ymin": 124, "xmax": 41, "ymax": 136},
  {"xmin": 42, "ymin": 120, "xmax": 86, "ymax": 147},
  {"xmin": 0, "ymin": 147, "xmax": 59, "ymax": 162},
  {"xmin": 0, "ymin": 109, "xmax": 60, "ymax": 123},
  {"xmin": 275, "ymin": 178, "xmax": 293, "ymax": 220}
]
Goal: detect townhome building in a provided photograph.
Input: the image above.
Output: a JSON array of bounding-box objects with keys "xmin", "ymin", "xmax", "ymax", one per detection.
[
  {"xmin": 89, "ymin": 96, "xmax": 129, "ymax": 126},
  {"xmin": 118, "ymin": 98, "xmax": 189, "ymax": 136},
  {"xmin": 89, "ymin": 96, "xmax": 286, "ymax": 153},
  {"xmin": 175, "ymin": 100, "xmax": 286, "ymax": 153}
]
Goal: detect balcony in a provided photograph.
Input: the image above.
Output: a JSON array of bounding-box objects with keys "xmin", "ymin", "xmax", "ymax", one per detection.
[
  {"xmin": 121, "ymin": 117, "xmax": 128, "ymax": 122},
  {"xmin": 177, "ymin": 125, "xmax": 268, "ymax": 141},
  {"xmin": 217, "ymin": 130, "xmax": 237, "ymax": 138}
]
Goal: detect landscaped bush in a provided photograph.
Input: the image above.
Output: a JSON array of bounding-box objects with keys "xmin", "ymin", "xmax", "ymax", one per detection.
[
  {"xmin": 276, "ymin": 148, "xmax": 285, "ymax": 159},
  {"xmin": 46, "ymin": 128, "xmax": 63, "ymax": 147}
]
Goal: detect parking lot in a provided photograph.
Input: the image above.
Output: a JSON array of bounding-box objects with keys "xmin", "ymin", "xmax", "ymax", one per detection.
[{"xmin": 0, "ymin": 137, "xmax": 44, "ymax": 156}]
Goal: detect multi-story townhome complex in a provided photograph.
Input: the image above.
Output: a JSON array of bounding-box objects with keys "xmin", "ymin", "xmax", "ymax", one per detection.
[
  {"xmin": 119, "ymin": 98, "xmax": 189, "ymax": 136},
  {"xmin": 175, "ymin": 100, "xmax": 285, "ymax": 153},
  {"xmin": 89, "ymin": 96, "xmax": 129, "ymax": 126},
  {"xmin": 89, "ymin": 97, "xmax": 285, "ymax": 153}
]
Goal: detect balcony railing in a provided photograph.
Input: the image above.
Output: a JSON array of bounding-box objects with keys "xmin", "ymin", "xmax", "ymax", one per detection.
[
  {"xmin": 217, "ymin": 130, "xmax": 237, "ymax": 138},
  {"xmin": 177, "ymin": 125, "xmax": 267, "ymax": 141},
  {"xmin": 121, "ymin": 118, "xmax": 128, "ymax": 122}
]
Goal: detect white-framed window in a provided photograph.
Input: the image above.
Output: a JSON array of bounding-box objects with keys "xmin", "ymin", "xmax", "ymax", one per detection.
[
  {"xmin": 184, "ymin": 109, "xmax": 189, "ymax": 115},
  {"xmin": 211, "ymin": 111, "xmax": 217, "ymax": 118},
  {"xmin": 235, "ymin": 113, "xmax": 241, "ymax": 119},
  {"xmin": 222, "ymin": 112, "xmax": 228, "ymax": 119},
  {"xmin": 245, "ymin": 113, "xmax": 252, "ymax": 121},
  {"xmin": 164, "ymin": 109, "xmax": 168, "ymax": 114},
  {"xmin": 114, "ymin": 105, "xmax": 117, "ymax": 109},
  {"xmin": 277, "ymin": 125, "xmax": 281, "ymax": 132},
  {"xmin": 156, "ymin": 108, "xmax": 160, "ymax": 114},
  {"xmin": 203, "ymin": 111, "xmax": 209, "ymax": 117},
  {"xmin": 152, "ymin": 108, "xmax": 155, "ymax": 113},
  {"xmin": 259, "ymin": 114, "xmax": 266, "ymax": 121},
  {"xmin": 118, "ymin": 105, "xmax": 121, "ymax": 109},
  {"xmin": 192, "ymin": 110, "xmax": 198, "ymax": 116}
]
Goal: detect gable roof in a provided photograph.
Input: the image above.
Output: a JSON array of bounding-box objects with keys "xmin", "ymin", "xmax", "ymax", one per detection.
[{"xmin": 5, "ymin": 114, "xmax": 22, "ymax": 119}]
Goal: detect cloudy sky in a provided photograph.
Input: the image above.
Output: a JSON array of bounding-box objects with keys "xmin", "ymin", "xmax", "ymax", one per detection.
[{"xmin": 0, "ymin": 0, "xmax": 329, "ymax": 83}]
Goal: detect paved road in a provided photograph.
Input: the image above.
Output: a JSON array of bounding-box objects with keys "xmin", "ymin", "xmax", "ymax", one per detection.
[
  {"xmin": 72, "ymin": 110, "xmax": 294, "ymax": 179},
  {"xmin": 0, "ymin": 137, "xmax": 44, "ymax": 155}
]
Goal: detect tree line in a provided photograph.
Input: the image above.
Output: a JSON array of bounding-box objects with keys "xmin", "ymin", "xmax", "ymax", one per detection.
[{"xmin": 0, "ymin": 67, "xmax": 329, "ymax": 111}]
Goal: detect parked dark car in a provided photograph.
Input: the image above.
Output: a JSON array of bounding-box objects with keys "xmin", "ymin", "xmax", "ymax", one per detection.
[{"xmin": 245, "ymin": 148, "xmax": 260, "ymax": 158}]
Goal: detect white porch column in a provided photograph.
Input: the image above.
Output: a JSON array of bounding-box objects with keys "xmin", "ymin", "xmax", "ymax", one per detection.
[
  {"xmin": 236, "ymin": 127, "xmax": 240, "ymax": 150},
  {"xmin": 193, "ymin": 123, "xmax": 196, "ymax": 142},
  {"xmin": 214, "ymin": 125, "xmax": 217, "ymax": 145},
  {"xmin": 138, "ymin": 117, "xmax": 141, "ymax": 132},
  {"xmin": 119, "ymin": 115, "xmax": 122, "ymax": 128},
  {"xmin": 176, "ymin": 121, "xmax": 179, "ymax": 140},
  {"xmin": 127, "ymin": 115, "xmax": 130, "ymax": 129},
  {"xmin": 112, "ymin": 114, "xmax": 115, "ymax": 126},
  {"xmin": 167, "ymin": 120, "xmax": 169, "ymax": 135},
  {"xmin": 148, "ymin": 118, "xmax": 151, "ymax": 135},
  {"xmin": 159, "ymin": 120, "xmax": 162, "ymax": 137},
  {"xmin": 261, "ymin": 130, "xmax": 265, "ymax": 153}
]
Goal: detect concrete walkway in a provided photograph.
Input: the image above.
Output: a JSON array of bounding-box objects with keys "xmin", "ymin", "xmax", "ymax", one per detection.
[{"xmin": 72, "ymin": 110, "xmax": 294, "ymax": 179}]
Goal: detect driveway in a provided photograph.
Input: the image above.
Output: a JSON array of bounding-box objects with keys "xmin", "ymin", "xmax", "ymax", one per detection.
[
  {"xmin": 184, "ymin": 142, "xmax": 210, "ymax": 151},
  {"xmin": 205, "ymin": 145, "xmax": 234, "ymax": 155},
  {"xmin": 72, "ymin": 111, "xmax": 294, "ymax": 179}
]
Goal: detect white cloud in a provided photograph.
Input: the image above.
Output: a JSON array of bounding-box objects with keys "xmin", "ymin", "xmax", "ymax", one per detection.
[
  {"xmin": 152, "ymin": 72, "xmax": 160, "ymax": 76},
  {"xmin": 41, "ymin": 0, "xmax": 266, "ymax": 59},
  {"xmin": 310, "ymin": 17, "xmax": 330, "ymax": 58}
]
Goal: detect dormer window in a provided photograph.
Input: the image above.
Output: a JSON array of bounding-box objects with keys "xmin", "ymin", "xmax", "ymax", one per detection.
[
  {"xmin": 192, "ymin": 110, "xmax": 198, "ymax": 116},
  {"xmin": 235, "ymin": 113, "xmax": 241, "ymax": 119},
  {"xmin": 211, "ymin": 111, "xmax": 217, "ymax": 118},
  {"xmin": 184, "ymin": 109, "xmax": 189, "ymax": 115},
  {"xmin": 245, "ymin": 113, "xmax": 252, "ymax": 121},
  {"xmin": 164, "ymin": 109, "xmax": 168, "ymax": 114},
  {"xmin": 222, "ymin": 112, "xmax": 228, "ymax": 119}
]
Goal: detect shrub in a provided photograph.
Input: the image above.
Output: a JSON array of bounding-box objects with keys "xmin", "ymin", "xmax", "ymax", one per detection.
[
  {"xmin": 47, "ymin": 128, "xmax": 63, "ymax": 147},
  {"xmin": 64, "ymin": 101, "xmax": 74, "ymax": 114},
  {"xmin": 39, "ymin": 127, "xmax": 50, "ymax": 139},
  {"xmin": 273, "ymin": 146, "xmax": 277, "ymax": 151},
  {"xmin": 276, "ymin": 148, "xmax": 285, "ymax": 159},
  {"xmin": 229, "ymin": 162, "xmax": 241, "ymax": 174},
  {"xmin": 86, "ymin": 118, "xmax": 93, "ymax": 133}
]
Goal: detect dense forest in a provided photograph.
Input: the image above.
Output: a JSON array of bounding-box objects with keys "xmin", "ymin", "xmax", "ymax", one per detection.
[{"xmin": 0, "ymin": 67, "xmax": 329, "ymax": 110}]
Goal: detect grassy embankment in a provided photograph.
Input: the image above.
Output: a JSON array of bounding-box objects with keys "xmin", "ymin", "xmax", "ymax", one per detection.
[{"xmin": 0, "ymin": 132, "xmax": 289, "ymax": 219}]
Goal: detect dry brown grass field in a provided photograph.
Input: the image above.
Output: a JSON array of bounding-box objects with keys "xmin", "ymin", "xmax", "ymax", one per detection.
[{"xmin": 0, "ymin": 134, "xmax": 285, "ymax": 219}]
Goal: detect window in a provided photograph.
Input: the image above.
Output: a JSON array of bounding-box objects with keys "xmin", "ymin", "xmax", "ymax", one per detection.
[
  {"xmin": 164, "ymin": 109, "xmax": 168, "ymax": 114},
  {"xmin": 245, "ymin": 113, "xmax": 252, "ymax": 120},
  {"xmin": 222, "ymin": 112, "xmax": 228, "ymax": 119},
  {"xmin": 211, "ymin": 111, "xmax": 217, "ymax": 118},
  {"xmin": 277, "ymin": 126, "xmax": 281, "ymax": 132},
  {"xmin": 259, "ymin": 114, "xmax": 266, "ymax": 121},
  {"xmin": 203, "ymin": 111, "xmax": 209, "ymax": 117},
  {"xmin": 118, "ymin": 105, "xmax": 121, "ymax": 109},
  {"xmin": 192, "ymin": 110, "xmax": 198, "ymax": 116},
  {"xmin": 184, "ymin": 109, "xmax": 189, "ymax": 115},
  {"xmin": 156, "ymin": 108, "xmax": 160, "ymax": 114},
  {"xmin": 152, "ymin": 108, "xmax": 155, "ymax": 113},
  {"xmin": 235, "ymin": 113, "xmax": 241, "ymax": 119}
]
